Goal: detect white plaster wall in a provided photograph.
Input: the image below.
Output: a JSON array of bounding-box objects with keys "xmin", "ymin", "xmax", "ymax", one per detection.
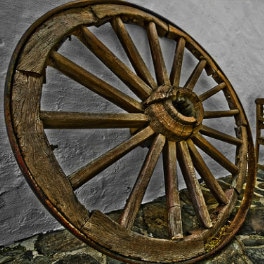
[{"xmin": 1, "ymin": 0, "xmax": 263, "ymax": 246}]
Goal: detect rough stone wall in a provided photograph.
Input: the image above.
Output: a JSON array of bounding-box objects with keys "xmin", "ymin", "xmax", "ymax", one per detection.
[{"xmin": 0, "ymin": 0, "xmax": 263, "ymax": 246}]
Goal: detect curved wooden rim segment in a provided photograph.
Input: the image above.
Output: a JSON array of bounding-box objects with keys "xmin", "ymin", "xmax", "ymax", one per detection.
[
  {"xmin": 83, "ymin": 210, "xmax": 205, "ymax": 263},
  {"xmin": 4, "ymin": 1, "xmax": 255, "ymax": 263}
]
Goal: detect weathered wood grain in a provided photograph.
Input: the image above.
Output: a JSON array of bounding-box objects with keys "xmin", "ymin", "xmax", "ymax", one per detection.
[
  {"xmin": 83, "ymin": 210, "xmax": 205, "ymax": 263},
  {"xmin": 177, "ymin": 141, "xmax": 212, "ymax": 228},
  {"xmin": 120, "ymin": 133, "xmax": 165, "ymax": 229},
  {"xmin": 12, "ymin": 71, "xmax": 89, "ymax": 228},
  {"xmin": 49, "ymin": 51, "xmax": 143, "ymax": 113},
  {"xmin": 75, "ymin": 26, "xmax": 152, "ymax": 100},
  {"xmin": 111, "ymin": 16, "xmax": 157, "ymax": 89},
  {"xmin": 147, "ymin": 22, "xmax": 170, "ymax": 86},
  {"xmin": 184, "ymin": 59, "xmax": 207, "ymax": 91},
  {"xmin": 17, "ymin": 7, "xmax": 96, "ymax": 74},
  {"xmin": 200, "ymin": 125, "xmax": 243, "ymax": 146},
  {"xmin": 69, "ymin": 126, "xmax": 155, "ymax": 190},
  {"xmin": 187, "ymin": 139, "xmax": 228, "ymax": 205},
  {"xmin": 232, "ymin": 125, "xmax": 249, "ymax": 193},
  {"xmin": 40, "ymin": 111, "xmax": 148, "ymax": 129},
  {"xmin": 92, "ymin": 4, "xmax": 169, "ymax": 36},
  {"xmin": 192, "ymin": 134, "xmax": 239, "ymax": 175},
  {"xmin": 163, "ymin": 140, "xmax": 183, "ymax": 239},
  {"xmin": 170, "ymin": 37, "xmax": 186, "ymax": 86},
  {"xmin": 199, "ymin": 82, "xmax": 226, "ymax": 102},
  {"xmin": 204, "ymin": 109, "xmax": 240, "ymax": 119},
  {"xmin": 5, "ymin": 1, "xmax": 255, "ymax": 263}
]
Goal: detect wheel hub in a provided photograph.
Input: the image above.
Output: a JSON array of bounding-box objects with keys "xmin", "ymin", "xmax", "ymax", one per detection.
[{"xmin": 145, "ymin": 85, "xmax": 204, "ymax": 141}]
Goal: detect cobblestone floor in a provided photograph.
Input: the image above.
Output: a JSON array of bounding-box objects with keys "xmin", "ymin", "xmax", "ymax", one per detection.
[{"xmin": 1, "ymin": 170, "xmax": 264, "ymax": 264}]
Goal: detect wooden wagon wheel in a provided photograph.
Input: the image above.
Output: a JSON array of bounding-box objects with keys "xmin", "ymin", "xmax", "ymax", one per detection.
[{"xmin": 5, "ymin": 1, "xmax": 256, "ymax": 263}]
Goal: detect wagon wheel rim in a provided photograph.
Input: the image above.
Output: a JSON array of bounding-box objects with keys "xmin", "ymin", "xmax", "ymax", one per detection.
[{"xmin": 4, "ymin": 1, "xmax": 256, "ymax": 263}]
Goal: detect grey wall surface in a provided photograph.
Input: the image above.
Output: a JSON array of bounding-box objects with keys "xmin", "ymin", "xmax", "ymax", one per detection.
[{"xmin": 1, "ymin": 0, "xmax": 263, "ymax": 246}]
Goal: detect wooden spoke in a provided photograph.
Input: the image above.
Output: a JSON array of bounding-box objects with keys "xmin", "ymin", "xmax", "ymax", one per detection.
[
  {"xmin": 163, "ymin": 140, "xmax": 183, "ymax": 239},
  {"xmin": 147, "ymin": 22, "xmax": 170, "ymax": 86},
  {"xmin": 111, "ymin": 17, "xmax": 157, "ymax": 89},
  {"xmin": 192, "ymin": 134, "xmax": 239, "ymax": 175},
  {"xmin": 204, "ymin": 109, "xmax": 240, "ymax": 118},
  {"xmin": 120, "ymin": 133, "xmax": 166, "ymax": 230},
  {"xmin": 69, "ymin": 126, "xmax": 155, "ymax": 190},
  {"xmin": 200, "ymin": 125, "xmax": 243, "ymax": 146},
  {"xmin": 187, "ymin": 139, "xmax": 228, "ymax": 205},
  {"xmin": 177, "ymin": 141, "xmax": 212, "ymax": 228},
  {"xmin": 184, "ymin": 59, "xmax": 207, "ymax": 91},
  {"xmin": 199, "ymin": 82, "xmax": 226, "ymax": 102},
  {"xmin": 75, "ymin": 26, "xmax": 151, "ymax": 100},
  {"xmin": 170, "ymin": 37, "xmax": 186, "ymax": 87},
  {"xmin": 40, "ymin": 111, "xmax": 148, "ymax": 129},
  {"xmin": 49, "ymin": 51, "xmax": 142, "ymax": 113}
]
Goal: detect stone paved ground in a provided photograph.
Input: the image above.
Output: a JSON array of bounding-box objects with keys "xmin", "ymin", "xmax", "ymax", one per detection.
[{"xmin": 1, "ymin": 170, "xmax": 264, "ymax": 264}]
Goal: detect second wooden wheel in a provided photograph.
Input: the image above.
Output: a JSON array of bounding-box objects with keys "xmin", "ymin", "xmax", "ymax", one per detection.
[{"xmin": 5, "ymin": 1, "xmax": 255, "ymax": 263}]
